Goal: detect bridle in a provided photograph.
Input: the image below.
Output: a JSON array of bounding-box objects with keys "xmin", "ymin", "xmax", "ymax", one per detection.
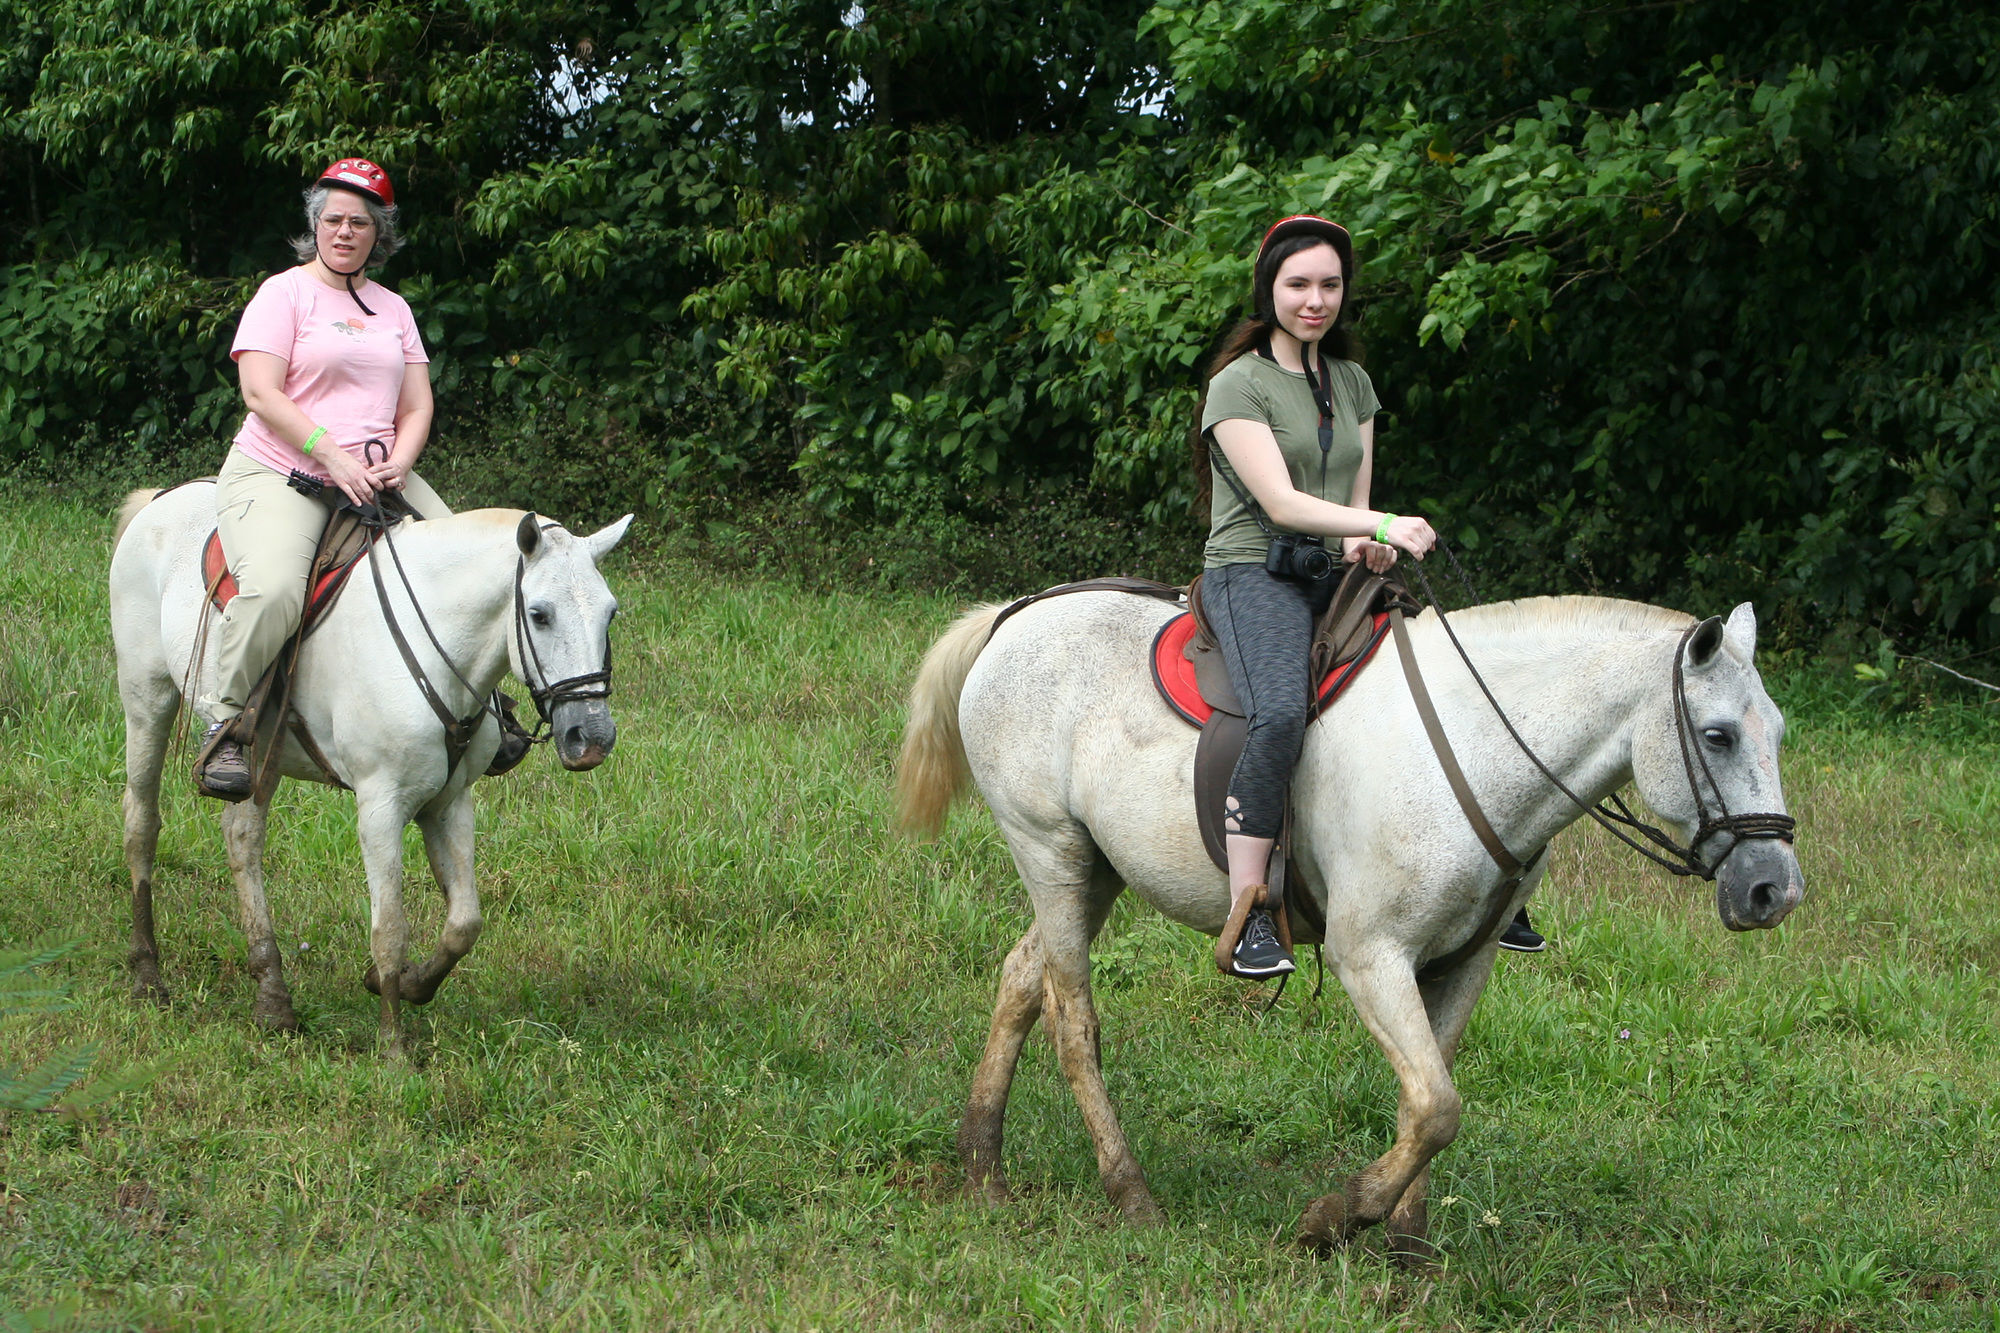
[
  {"xmin": 369, "ymin": 510, "xmax": 612, "ymax": 768},
  {"xmin": 1407, "ymin": 549, "xmax": 1796, "ymax": 882},
  {"xmin": 509, "ymin": 525, "xmax": 613, "ymax": 740}
]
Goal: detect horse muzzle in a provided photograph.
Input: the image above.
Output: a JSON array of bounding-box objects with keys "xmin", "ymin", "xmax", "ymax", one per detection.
[
  {"xmin": 1714, "ymin": 838, "xmax": 1803, "ymax": 931},
  {"xmin": 551, "ymin": 699, "xmax": 617, "ymax": 770}
]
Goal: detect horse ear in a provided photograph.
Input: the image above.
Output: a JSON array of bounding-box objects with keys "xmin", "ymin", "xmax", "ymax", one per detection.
[
  {"xmin": 1685, "ymin": 615, "xmax": 1727, "ymax": 670},
  {"xmin": 584, "ymin": 514, "xmax": 633, "ymax": 562},
  {"xmin": 1723, "ymin": 602, "xmax": 1758, "ymax": 659},
  {"xmin": 516, "ymin": 512, "xmax": 541, "ymax": 557}
]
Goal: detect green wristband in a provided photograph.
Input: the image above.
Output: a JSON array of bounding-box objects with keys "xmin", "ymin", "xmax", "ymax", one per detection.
[
  {"xmin": 1374, "ymin": 513, "xmax": 1397, "ymax": 544},
  {"xmin": 302, "ymin": 426, "xmax": 327, "ymax": 455}
]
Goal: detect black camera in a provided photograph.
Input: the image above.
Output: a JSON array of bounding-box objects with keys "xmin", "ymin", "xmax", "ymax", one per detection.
[{"xmin": 1265, "ymin": 532, "xmax": 1336, "ymax": 583}]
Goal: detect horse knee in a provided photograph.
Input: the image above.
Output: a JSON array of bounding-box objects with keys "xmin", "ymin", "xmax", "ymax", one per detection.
[
  {"xmin": 442, "ymin": 915, "xmax": 483, "ymax": 956},
  {"xmin": 1408, "ymin": 1087, "xmax": 1462, "ymax": 1154}
]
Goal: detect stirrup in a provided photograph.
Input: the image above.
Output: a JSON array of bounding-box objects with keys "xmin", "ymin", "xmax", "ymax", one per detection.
[
  {"xmin": 484, "ymin": 692, "xmax": 534, "ymax": 777},
  {"xmin": 193, "ymin": 719, "xmax": 253, "ymax": 802},
  {"xmin": 1215, "ymin": 884, "xmax": 1293, "ymax": 978}
]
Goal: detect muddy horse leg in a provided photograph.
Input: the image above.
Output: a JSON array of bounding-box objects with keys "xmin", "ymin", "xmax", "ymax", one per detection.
[
  {"xmin": 1035, "ymin": 859, "xmax": 1162, "ymax": 1224},
  {"xmin": 397, "ymin": 789, "xmax": 482, "ymax": 1006},
  {"xmin": 355, "ymin": 791, "xmax": 413, "ymax": 1054},
  {"xmin": 120, "ymin": 674, "xmax": 177, "ymax": 1005},
  {"xmin": 1384, "ymin": 951, "xmax": 1499, "ymax": 1263},
  {"xmin": 960, "ymin": 925, "xmax": 1046, "ymax": 1204},
  {"xmin": 220, "ymin": 796, "xmax": 299, "ymax": 1032},
  {"xmin": 1299, "ymin": 955, "xmax": 1463, "ymax": 1255}
]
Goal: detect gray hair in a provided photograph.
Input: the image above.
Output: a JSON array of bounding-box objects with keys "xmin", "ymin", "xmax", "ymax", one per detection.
[{"xmin": 291, "ymin": 184, "xmax": 405, "ymax": 268}]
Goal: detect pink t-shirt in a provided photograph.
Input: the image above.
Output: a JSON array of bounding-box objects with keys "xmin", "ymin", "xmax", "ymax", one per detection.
[{"xmin": 229, "ymin": 265, "xmax": 429, "ymax": 479}]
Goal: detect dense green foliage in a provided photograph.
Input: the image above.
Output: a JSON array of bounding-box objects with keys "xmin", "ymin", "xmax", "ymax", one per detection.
[{"xmin": 5, "ymin": 1, "xmax": 1999, "ymax": 645}]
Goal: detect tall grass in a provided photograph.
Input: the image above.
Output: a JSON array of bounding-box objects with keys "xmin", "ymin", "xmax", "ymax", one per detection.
[{"xmin": 2, "ymin": 493, "xmax": 1997, "ymax": 1330}]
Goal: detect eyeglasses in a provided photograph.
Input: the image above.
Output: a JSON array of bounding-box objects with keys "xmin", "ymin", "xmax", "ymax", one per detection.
[{"xmin": 318, "ymin": 212, "xmax": 377, "ymax": 233}]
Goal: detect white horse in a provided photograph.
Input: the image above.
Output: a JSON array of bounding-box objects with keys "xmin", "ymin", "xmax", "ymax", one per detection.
[
  {"xmin": 898, "ymin": 591, "xmax": 1803, "ymax": 1256},
  {"xmin": 110, "ymin": 482, "xmax": 631, "ymax": 1051}
]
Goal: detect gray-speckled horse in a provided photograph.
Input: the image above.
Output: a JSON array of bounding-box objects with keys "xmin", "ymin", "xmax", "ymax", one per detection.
[
  {"xmin": 110, "ymin": 482, "xmax": 629, "ymax": 1052},
  {"xmin": 897, "ymin": 592, "xmax": 1802, "ymax": 1256}
]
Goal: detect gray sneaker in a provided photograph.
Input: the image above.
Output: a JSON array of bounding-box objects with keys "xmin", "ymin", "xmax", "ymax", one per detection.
[
  {"xmin": 1231, "ymin": 906, "xmax": 1297, "ymax": 978},
  {"xmin": 196, "ymin": 721, "xmax": 251, "ymax": 800}
]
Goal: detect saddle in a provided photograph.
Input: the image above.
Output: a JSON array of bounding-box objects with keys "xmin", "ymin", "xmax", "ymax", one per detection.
[{"xmin": 195, "ymin": 485, "xmax": 419, "ymax": 803}]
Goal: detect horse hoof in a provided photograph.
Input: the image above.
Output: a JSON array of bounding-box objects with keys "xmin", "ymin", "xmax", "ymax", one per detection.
[
  {"xmin": 964, "ymin": 1175, "xmax": 1013, "ymax": 1208},
  {"xmin": 1297, "ymin": 1193, "xmax": 1350, "ymax": 1257},
  {"xmin": 131, "ymin": 978, "xmax": 170, "ymax": 1008},
  {"xmin": 399, "ymin": 971, "xmax": 440, "ymax": 1007},
  {"xmin": 1117, "ymin": 1195, "xmax": 1166, "ymax": 1228},
  {"xmin": 254, "ymin": 1001, "xmax": 300, "ymax": 1034}
]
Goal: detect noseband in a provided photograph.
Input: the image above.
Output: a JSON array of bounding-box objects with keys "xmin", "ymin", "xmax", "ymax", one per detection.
[{"xmin": 1412, "ymin": 561, "xmax": 1795, "ymax": 882}]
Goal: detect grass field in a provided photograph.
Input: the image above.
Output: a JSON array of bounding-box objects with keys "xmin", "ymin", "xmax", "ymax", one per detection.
[{"xmin": 2, "ymin": 490, "xmax": 1998, "ymax": 1331}]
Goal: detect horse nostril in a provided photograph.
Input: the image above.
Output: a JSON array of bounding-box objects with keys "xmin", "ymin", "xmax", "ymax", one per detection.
[
  {"xmin": 563, "ymin": 724, "xmax": 587, "ymax": 752},
  {"xmin": 1751, "ymin": 881, "xmax": 1781, "ymax": 918}
]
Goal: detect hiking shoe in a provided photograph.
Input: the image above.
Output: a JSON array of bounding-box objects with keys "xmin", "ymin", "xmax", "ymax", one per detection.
[
  {"xmin": 1498, "ymin": 908, "xmax": 1546, "ymax": 953},
  {"xmin": 196, "ymin": 721, "xmax": 251, "ymax": 800},
  {"xmin": 1232, "ymin": 906, "xmax": 1297, "ymax": 978},
  {"xmin": 484, "ymin": 692, "xmax": 533, "ymax": 777}
]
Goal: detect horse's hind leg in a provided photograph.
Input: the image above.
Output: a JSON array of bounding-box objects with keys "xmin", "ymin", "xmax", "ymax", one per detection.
[
  {"xmin": 120, "ymin": 673, "xmax": 177, "ymax": 1005},
  {"xmin": 220, "ymin": 797, "xmax": 299, "ymax": 1032},
  {"xmin": 398, "ymin": 789, "xmax": 482, "ymax": 1006},
  {"xmin": 1036, "ymin": 856, "xmax": 1164, "ymax": 1224},
  {"xmin": 960, "ymin": 925, "xmax": 1046, "ymax": 1205}
]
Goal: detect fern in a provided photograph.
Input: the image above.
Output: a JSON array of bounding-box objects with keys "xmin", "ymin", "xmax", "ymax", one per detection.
[{"xmin": 0, "ymin": 938, "xmax": 158, "ymax": 1116}]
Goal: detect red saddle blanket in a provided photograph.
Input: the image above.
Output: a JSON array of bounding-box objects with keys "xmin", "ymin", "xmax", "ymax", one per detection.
[
  {"xmin": 1149, "ymin": 610, "xmax": 1391, "ymax": 726},
  {"xmin": 202, "ymin": 529, "xmax": 359, "ymax": 631}
]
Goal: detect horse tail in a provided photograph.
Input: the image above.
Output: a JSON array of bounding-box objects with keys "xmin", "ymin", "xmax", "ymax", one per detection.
[
  {"xmin": 896, "ymin": 602, "xmax": 1005, "ymax": 838},
  {"xmin": 113, "ymin": 489, "xmax": 165, "ymax": 547}
]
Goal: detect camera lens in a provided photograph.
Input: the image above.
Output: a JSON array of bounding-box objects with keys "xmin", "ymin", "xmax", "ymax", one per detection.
[{"xmin": 1301, "ymin": 546, "xmax": 1333, "ymax": 579}]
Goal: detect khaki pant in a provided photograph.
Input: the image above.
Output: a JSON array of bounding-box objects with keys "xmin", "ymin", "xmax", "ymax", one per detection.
[{"xmin": 205, "ymin": 447, "xmax": 452, "ymax": 719}]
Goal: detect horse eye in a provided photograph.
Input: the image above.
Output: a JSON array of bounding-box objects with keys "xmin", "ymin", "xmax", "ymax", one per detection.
[
  {"xmin": 1702, "ymin": 727, "xmax": 1734, "ymax": 749},
  {"xmin": 530, "ymin": 607, "xmax": 552, "ymax": 628}
]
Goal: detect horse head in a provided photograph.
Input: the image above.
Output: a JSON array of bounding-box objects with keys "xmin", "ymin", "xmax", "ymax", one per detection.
[
  {"xmin": 511, "ymin": 512, "xmax": 633, "ymax": 771},
  {"xmin": 1631, "ymin": 603, "xmax": 1804, "ymax": 931}
]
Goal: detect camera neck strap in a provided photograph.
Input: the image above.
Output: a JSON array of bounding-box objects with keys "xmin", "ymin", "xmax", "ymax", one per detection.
[{"xmin": 1209, "ymin": 332, "xmax": 1340, "ymax": 533}]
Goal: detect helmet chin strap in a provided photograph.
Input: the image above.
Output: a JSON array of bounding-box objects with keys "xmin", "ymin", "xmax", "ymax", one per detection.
[{"xmin": 318, "ymin": 244, "xmax": 378, "ymax": 317}]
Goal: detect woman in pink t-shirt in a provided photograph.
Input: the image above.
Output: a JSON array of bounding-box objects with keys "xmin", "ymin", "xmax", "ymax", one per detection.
[{"xmin": 197, "ymin": 158, "xmax": 457, "ymax": 798}]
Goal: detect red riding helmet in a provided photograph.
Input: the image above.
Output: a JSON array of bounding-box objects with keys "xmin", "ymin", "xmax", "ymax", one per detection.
[{"xmin": 316, "ymin": 157, "xmax": 395, "ymax": 208}]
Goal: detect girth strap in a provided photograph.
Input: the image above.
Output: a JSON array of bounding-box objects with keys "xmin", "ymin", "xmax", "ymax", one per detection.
[{"xmin": 1388, "ymin": 606, "xmax": 1545, "ymax": 982}]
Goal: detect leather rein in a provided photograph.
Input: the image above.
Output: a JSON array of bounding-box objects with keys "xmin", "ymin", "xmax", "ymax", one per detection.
[
  {"xmin": 1394, "ymin": 550, "xmax": 1796, "ymax": 981},
  {"xmin": 365, "ymin": 514, "xmax": 612, "ymax": 778}
]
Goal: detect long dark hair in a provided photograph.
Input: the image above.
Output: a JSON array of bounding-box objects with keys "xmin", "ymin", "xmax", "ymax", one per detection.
[{"xmin": 1189, "ymin": 232, "xmax": 1361, "ymax": 510}]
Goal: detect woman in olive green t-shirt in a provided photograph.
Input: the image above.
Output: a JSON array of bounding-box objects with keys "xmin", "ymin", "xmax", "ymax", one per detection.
[{"xmin": 1193, "ymin": 215, "xmax": 1455, "ymax": 978}]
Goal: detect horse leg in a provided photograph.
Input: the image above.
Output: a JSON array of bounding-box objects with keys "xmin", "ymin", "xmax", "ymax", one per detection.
[
  {"xmin": 219, "ymin": 796, "xmax": 300, "ymax": 1032},
  {"xmin": 959, "ymin": 925, "xmax": 1045, "ymax": 1205},
  {"xmin": 1037, "ymin": 858, "xmax": 1163, "ymax": 1224},
  {"xmin": 1384, "ymin": 955, "xmax": 1498, "ymax": 1265},
  {"xmin": 1299, "ymin": 957, "xmax": 1461, "ymax": 1255},
  {"xmin": 120, "ymin": 675, "xmax": 177, "ymax": 1005},
  {"xmin": 355, "ymin": 792, "xmax": 413, "ymax": 1054},
  {"xmin": 398, "ymin": 790, "xmax": 481, "ymax": 1006}
]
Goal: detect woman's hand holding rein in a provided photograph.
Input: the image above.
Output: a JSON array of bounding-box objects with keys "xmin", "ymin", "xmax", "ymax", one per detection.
[{"xmin": 1380, "ymin": 513, "xmax": 1436, "ymax": 560}]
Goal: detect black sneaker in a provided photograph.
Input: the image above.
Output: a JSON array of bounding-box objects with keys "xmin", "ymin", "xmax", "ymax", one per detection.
[
  {"xmin": 1232, "ymin": 906, "xmax": 1297, "ymax": 978},
  {"xmin": 196, "ymin": 721, "xmax": 252, "ymax": 801},
  {"xmin": 1498, "ymin": 908, "xmax": 1546, "ymax": 953}
]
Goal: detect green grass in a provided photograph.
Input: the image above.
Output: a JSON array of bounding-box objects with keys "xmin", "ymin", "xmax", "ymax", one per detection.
[{"xmin": 3, "ymin": 491, "xmax": 1998, "ymax": 1331}]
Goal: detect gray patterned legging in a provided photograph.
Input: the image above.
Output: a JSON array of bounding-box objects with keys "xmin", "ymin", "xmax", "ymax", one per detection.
[{"xmin": 1202, "ymin": 560, "xmax": 1336, "ymax": 840}]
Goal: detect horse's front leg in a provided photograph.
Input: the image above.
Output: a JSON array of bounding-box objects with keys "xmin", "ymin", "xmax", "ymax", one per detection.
[
  {"xmin": 355, "ymin": 789, "xmax": 414, "ymax": 1054},
  {"xmin": 1383, "ymin": 949, "xmax": 1501, "ymax": 1264},
  {"xmin": 399, "ymin": 787, "xmax": 482, "ymax": 1006},
  {"xmin": 1299, "ymin": 954, "xmax": 1461, "ymax": 1255},
  {"xmin": 220, "ymin": 796, "xmax": 299, "ymax": 1032}
]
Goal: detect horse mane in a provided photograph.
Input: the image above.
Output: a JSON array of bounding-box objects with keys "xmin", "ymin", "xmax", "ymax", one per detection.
[{"xmin": 1431, "ymin": 595, "xmax": 1696, "ymax": 639}]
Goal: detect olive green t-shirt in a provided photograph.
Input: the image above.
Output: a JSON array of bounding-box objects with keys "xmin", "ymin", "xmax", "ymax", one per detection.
[{"xmin": 1200, "ymin": 351, "xmax": 1380, "ymax": 568}]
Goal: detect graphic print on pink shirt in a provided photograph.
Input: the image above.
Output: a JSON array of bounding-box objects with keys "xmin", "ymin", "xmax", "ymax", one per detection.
[{"xmin": 229, "ymin": 266, "xmax": 428, "ymax": 481}]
